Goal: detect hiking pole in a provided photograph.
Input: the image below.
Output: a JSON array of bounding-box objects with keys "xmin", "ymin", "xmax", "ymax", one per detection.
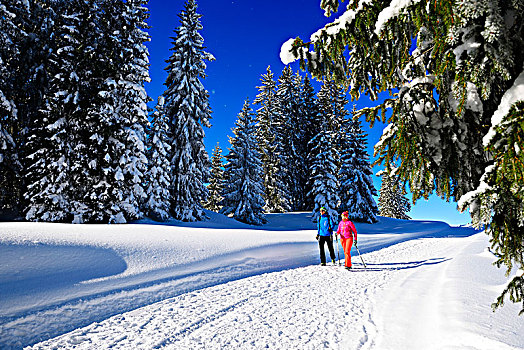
[
  {"xmin": 355, "ymin": 244, "xmax": 367, "ymax": 269},
  {"xmin": 335, "ymin": 234, "xmax": 341, "ymax": 266}
]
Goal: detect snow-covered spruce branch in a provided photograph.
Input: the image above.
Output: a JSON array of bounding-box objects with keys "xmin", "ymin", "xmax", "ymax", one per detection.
[{"xmin": 492, "ymin": 273, "xmax": 524, "ymax": 315}]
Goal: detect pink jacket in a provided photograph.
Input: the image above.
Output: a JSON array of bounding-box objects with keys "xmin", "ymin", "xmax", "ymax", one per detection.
[{"xmin": 337, "ymin": 219, "xmax": 357, "ymax": 240}]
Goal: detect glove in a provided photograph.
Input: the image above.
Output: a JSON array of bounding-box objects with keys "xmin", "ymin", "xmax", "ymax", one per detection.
[
  {"xmin": 354, "ymin": 240, "xmax": 358, "ymax": 246},
  {"xmin": 316, "ymin": 234, "xmax": 319, "ymax": 241}
]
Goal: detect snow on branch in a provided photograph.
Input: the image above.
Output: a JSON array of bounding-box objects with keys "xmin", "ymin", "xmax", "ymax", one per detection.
[
  {"xmin": 280, "ymin": 38, "xmax": 299, "ymax": 65},
  {"xmin": 279, "ymin": 0, "xmax": 372, "ymax": 65},
  {"xmin": 310, "ymin": 2, "xmax": 371, "ymax": 42},
  {"xmin": 483, "ymin": 65, "xmax": 524, "ymax": 146},
  {"xmin": 374, "ymin": 0, "xmax": 424, "ymax": 35}
]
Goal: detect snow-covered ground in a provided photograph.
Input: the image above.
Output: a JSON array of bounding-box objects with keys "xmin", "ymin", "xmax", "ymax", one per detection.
[{"xmin": 1, "ymin": 212, "xmax": 523, "ymax": 349}]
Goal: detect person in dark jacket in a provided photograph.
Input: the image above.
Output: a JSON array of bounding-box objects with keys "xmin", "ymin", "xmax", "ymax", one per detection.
[{"xmin": 316, "ymin": 207, "xmax": 336, "ymax": 266}]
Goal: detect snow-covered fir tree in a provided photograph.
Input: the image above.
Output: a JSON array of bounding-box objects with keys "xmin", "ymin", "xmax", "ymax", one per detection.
[
  {"xmin": 71, "ymin": 74, "xmax": 116, "ymax": 222},
  {"xmin": 254, "ymin": 66, "xmax": 290, "ymax": 213},
  {"xmin": 145, "ymin": 97, "xmax": 171, "ymax": 222},
  {"xmin": 276, "ymin": 67, "xmax": 309, "ymax": 211},
  {"xmin": 66, "ymin": 0, "xmax": 150, "ymax": 224},
  {"xmin": 59, "ymin": 0, "xmax": 119, "ymax": 223},
  {"xmin": 322, "ymin": 79, "xmax": 347, "ymax": 152},
  {"xmin": 104, "ymin": 0, "xmax": 151, "ymax": 222},
  {"xmin": 220, "ymin": 99, "xmax": 266, "ymax": 225},
  {"xmin": 339, "ymin": 116, "xmax": 378, "ymax": 223},
  {"xmin": 282, "ymin": 0, "xmax": 524, "ymax": 312},
  {"xmin": 16, "ymin": 1, "xmax": 58, "ymax": 221},
  {"xmin": 23, "ymin": 0, "xmax": 152, "ymax": 224},
  {"xmin": 163, "ymin": 0, "xmax": 214, "ymax": 222},
  {"xmin": 301, "ymin": 75, "xmax": 321, "ymax": 210},
  {"xmin": 309, "ymin": 129, "xmax": 340, "ymax": 222},
  {"xmin": 25, "ymin": 2, "xmax": 78, "ymax": 222},
  {"xmin": 204, "ymin": 143, "xmax": 225, "ymax": 212},
  {"xmin": 3, "ymin": 0, "xmax": 152, "ymax": 224},
  {"xmin": 308, "ymin": 79, "xmax": 348, "ymax": 221},
  {"xmin": 309, "ymin": 80, "xmax": 341, "ymax": 221},
  {"xmin": 378, "ymin": 170, "xmax": 411, "ymax": 220},
  {"xmin": 0, "ymin": 0, "xmax": 26, "ymax": 216},
  {"xmin": 14, "ymin": 0, "xmax": 53, "ymax": 144}
]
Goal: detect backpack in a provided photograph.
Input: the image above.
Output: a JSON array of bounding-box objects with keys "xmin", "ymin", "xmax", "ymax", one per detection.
[{"xmin": 326, "ymin": 214, "xmax": 333, "ymax": 234}]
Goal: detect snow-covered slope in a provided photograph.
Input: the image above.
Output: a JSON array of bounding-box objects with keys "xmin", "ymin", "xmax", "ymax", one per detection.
[{"xmin": 1, "ymin": 212, "xmax": 522, "ymax": 349}]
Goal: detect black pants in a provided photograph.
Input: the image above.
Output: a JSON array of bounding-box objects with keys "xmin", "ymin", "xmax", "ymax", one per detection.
[{"xmin": 318, "ymin": 235, "xmax": 336, "ymax": 264}]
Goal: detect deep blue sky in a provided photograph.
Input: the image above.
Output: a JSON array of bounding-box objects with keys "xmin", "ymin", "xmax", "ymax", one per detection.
[{"xmin": 145, "ymin": 0, "xmax": 470, "ymax": 225}]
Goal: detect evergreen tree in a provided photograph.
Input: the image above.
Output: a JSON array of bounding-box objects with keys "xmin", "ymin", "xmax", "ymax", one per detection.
[
  {"xmin": 64, "ymin": 0, "xmax": 114, "ymax": 223},
  {"xmin": 4, "ymin": 0, "xmax": 151, "ymax": 224},
  {"xmin": 71, "ymin": 71, "xmax": 116, "ymax": 222},
  {"xmin": 23, "ymin": 0, "xmax": 152, "ymax": 224},
  {"xmin": 308, "ymin": 79, "xmax": 347, "ymax": 220},
  {"xmin": 254, "ymin": 66, "xmax": 290, "ymax": 213},
  {"xmin": 15, "ymin": 0, "xmax": 58, "ymax": 221},
  {"xmin": 163, "ymin": 0, "xmax": 214, "ymax": 221},
  {"xmin": 221, "ymin": 99, "xmax": 266, "ymax": 225},
  {"xmin": 205, "ymin": 143, "xmax": 225, "ymax": 212},
  {"xmin": 309, "ymin": 80, "xmax": 341, "ymax": 221},
  {"xmin": 323, "ymin": 79, "xmax": 347, "ymax": 152},
  {"xmin": 145, "ymin": 97, "xmax": 171, "ymax": 221},
  {"xmin": 66, "ymin": 0, "xmax": 150, "ymax": 223},
  {"xmin": 276, "ymin": 67, "xmax": 309, "ymax": 211},
  {"xmin": 378, "ymin": 170, "xmax": 411, "ymax": 220},
  {"xmin": 0, "ymin": 0, "xmax": 26, "ymax": 217},
  {"xmin": 301, "ymin": 75, "xmax": 321, "ymax": 210},
  {"xmin": 106, "ymin": 0, "xmax": 151, "ymax": 222},
  {"xmin": 15, "ymin": 0, "xmax": 54, "ymax": 158},
  {"xmin": 283, "ymin": 0, "xmax": 524, "ymax": 312},
  {"xmin": 309, "ymin": 129, "xmax": 340, "ymax": 222},
  {"xmin": 25, "ymin": 1, "xmax": 79, "ymax": 222},
  {"xmin": 339, "ymin": 116, "xmax": 378, "ymax": 223}
]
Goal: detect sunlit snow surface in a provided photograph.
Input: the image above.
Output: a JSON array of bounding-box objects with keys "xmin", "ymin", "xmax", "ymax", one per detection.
[{"xmin": 1, "ymin": 212, "xmax": 523, "ymax": 349}]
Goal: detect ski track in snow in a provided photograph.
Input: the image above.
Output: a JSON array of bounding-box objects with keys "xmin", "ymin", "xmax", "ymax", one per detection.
[{"xmin": 26, "ymin": 234, "xmax": 517, "ymax": 350}]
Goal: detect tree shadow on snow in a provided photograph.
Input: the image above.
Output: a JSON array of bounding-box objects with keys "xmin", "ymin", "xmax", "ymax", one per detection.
[{"xmin": 135, "ymin": 211, "xmax": 483, "ymax": 236}]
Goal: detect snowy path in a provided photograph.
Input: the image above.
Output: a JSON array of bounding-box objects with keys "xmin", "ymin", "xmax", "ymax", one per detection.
[
  {"xmin": 0, "ymin": 213, "xmax": 475, "ymax": 349},
  {"xmin": 375, "ymin": 233, "xmax": 524, "ymax": 350},
  {"xmin": 27, "ymin": 233, "xmax": 524, "ymax": 350}
]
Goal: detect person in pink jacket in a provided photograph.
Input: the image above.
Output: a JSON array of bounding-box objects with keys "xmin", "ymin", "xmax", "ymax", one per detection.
[{"xmin": 336, "ymin": 211, "xmax": 357, "ymax": 270}]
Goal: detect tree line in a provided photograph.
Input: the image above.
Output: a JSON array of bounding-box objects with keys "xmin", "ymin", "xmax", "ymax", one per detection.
[
  {"xmin": 0, "ymin": 0, "xmax": 408, "ymax": 226},
  {"xmin": 205, "ymin": 66, "xmax": 410, "ymax": 225}
]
